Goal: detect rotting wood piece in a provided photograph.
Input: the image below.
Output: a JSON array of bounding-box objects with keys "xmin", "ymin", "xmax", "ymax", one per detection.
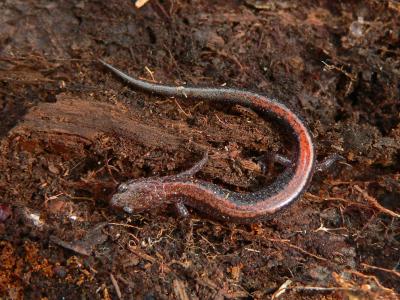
[{"xmin": 8, "ymin": 95, "xmax": 203, "ymax": 154}]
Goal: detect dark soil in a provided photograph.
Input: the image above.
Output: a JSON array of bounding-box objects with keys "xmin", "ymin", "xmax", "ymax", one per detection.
[{"xmin": 0, "ymin": 1, "xmax": 399, "ymax": 299}]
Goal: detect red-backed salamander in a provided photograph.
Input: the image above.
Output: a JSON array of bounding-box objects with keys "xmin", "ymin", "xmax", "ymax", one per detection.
[{"xmin": 100, "ymin": 59, "xmax": 317, "ymax": 223}]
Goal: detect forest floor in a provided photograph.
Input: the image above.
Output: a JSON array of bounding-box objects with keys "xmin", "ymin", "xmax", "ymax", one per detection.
[{"xmin": 0, "ymin": 1, "xmax": 399, "ymax": 299}]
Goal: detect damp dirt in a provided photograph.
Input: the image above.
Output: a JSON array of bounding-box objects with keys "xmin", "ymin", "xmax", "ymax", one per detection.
[{"xmin": 0, "ymin": 1, "xmax": 399, "ymax": 299}]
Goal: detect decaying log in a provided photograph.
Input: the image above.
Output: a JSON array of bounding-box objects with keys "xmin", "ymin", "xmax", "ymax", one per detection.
[{"xmin": 9, "ymin": 95, "xmax": 200, "ymax": 153}]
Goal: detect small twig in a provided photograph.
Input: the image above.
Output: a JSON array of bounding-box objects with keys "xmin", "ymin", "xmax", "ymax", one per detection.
[
  {"xmin": 44, "ymin": 192, "xmax": 95, "ymax": 205},
  {"xmin": 361, "ymin": 263, "xmax": 400, "ymax": 278},
  {"xmin": 152, "ymin": 0, "xmax": 171, "ymax": 19},
  {"xmin": 174, "ymin": 99, "xmax": 192, "ymax": 117},
  {"xmin": 127, "ymin": 233, "xmax": 141, "ymax": 246},
  {"xmin": 215, "ymin": 114, "xmax": 227, "ymax": 126},
  {"xmin": 274, "ymin": 240, "xmax": 327, "ymax": 262},
  {"xmin": 291, "ymin": 286, "xmax": 358, "ymax": 292},
  {"xmin": 173, "ymin": 279, "xmax": 189, "ymax": 300},
  {"xmin": 198, "ymin": 233, "xmax": 219, "ymax": 253},
  {"xmin": 266, "ymin": 238, "xmax": 327, "ymax": 261},
  {"xmin": 110, "ymin": 274, "xmax": 122, "ymax": 299},
  {"xmin": 348, "ymin": 270, "xmax": 395, "ymax": 293},
  {"xmin": 43, "ymin": 192, "xmax": 64, "ymax": 205},
  {"xmin": 135, "ymin": 0, "xmax": 150, "ymax": 9},
  {"xmin": 354, "ymin": 185, "xmax": 400, "ymax": 218},
  {"xmin": 244, "ymin": 248, "xmax": 260, "ymax": 253},
  {"xmin": 104, "ymin": 156, "xmax": 119, "ymax": 184},
  {"xmin": 191, "ymin": 101, "xmax": 204, "ymax": 111},
  {"xmin": 305, "ymin": 193, "xmax": 371, "ymax": 209},
  {"xmin": 314, "ymin": 221, "xmax": 348, "ymax": 235},
  {"xmin": 144, "ymin": 66, "xmax": 155, "ymax": 81},
  {"xmin": 0, "ymin": 55, "xmax": 94, "ymax": 62},
  {"xmin": 64, "ymin": 193, "xmax": 95, "ymax": 203},
  {"xmin": 271, "ymin": 279, "xmax": 292, "ymax": 299},
  {"xmin": 108, "ymin": 222, "xmax": 142, "ymax": 230},
  {"xmin": 127, "ymin": 245, "xmax": 157, "ymax": 263},
  {"xmin": 235, "ymin": 229, "xmax": 327, "ymax": 261},
  {"xmin": 321, "ymin": 61, "xmax": 357, "ymax": 81}
]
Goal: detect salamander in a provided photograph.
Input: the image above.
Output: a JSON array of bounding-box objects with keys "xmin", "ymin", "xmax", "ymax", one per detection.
[{"xmin": 100, "ymin": 60, "xmax": 316, "ymax": 223}]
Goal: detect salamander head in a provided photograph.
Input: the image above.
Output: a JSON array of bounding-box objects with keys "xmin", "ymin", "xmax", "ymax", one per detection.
[{"xmin": 110, "ymin": 179, "xmax": 166, "ymax": 214}]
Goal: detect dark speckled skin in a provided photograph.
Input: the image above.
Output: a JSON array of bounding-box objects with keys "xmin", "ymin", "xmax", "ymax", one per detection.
[{"xmin": 101, "ymin": 60, "xmax": 315, "ymax": 223}]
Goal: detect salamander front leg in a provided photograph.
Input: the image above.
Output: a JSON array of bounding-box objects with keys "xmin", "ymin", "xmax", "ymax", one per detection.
[
  {"xmin": 315, "ymin": 154, "xmax": 346, "ymax": 172},
  {"xmin": 174, "ymin": 201, "xmax": 190, "ymax": 218},
  {"xmin": 167, "ymin": 153, "xmax": 208, "ymax": 218},
  {"xmin": 256, "ymin": 152, "xmax": 294, "ymax": 174}
]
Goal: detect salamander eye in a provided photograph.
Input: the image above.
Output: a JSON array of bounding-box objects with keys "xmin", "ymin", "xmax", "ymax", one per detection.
[{"xmin": 118, "ymin": 183, "xmax": 129, "ymax": 193}]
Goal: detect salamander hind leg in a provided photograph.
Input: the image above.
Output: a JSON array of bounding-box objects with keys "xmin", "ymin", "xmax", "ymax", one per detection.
[
  {"xmin": 315, "ymin": 154, "xmax": 346, "ymax": 173},
  {"xmin": 256, "ymin": 152, "xmax": 346, "ymax": 174},
  {"xmin": 256, "ymin": 152, "xmax": 294, "ymax": 174}
]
